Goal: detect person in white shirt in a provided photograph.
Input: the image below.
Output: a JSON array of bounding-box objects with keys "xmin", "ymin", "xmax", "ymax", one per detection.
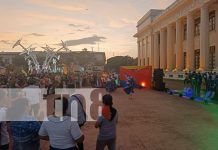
[
  {"xmin": 39, "ymin": 97, "xmax": 84, "ymax": 150},
  {"xmin": 23, "ymin": 78, "xmax": 41, "ymax": 117},
  {"xmin": 0, "ymin": 122, "xmax": 9, "ymax": 150},
  {"xmin": 0, "ymin": 89, "xmax": 9, "ymax": 150},
  {"xmin": 66, "ymin": 94, "xmax": 86, "ymax": 150}
]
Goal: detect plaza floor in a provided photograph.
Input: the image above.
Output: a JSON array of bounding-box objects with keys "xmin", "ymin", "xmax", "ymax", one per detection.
[{"xmin": 41, "ymin": 88, "xmax": 218, "ymax": 150}]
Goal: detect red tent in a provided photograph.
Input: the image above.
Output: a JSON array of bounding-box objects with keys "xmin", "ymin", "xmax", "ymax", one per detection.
[{"xmin": 120, "ymin": 66, "xmax": 152, "ymax": 88}]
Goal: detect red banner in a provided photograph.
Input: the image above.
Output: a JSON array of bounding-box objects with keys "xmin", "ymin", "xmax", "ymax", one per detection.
[{"xmin": 120, "ymin": 66, "xmax": 152, "ymax": 88}]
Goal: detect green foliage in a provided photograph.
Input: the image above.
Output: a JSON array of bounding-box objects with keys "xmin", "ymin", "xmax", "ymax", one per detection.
[{"xmin": 106, "ymin": 56, "xmax": 137, "ymax": 72}]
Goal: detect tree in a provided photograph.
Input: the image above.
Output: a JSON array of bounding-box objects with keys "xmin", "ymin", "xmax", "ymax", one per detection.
[{"xmin": 106, "ymin": 56, "xmax": 137, "ymax": 72}]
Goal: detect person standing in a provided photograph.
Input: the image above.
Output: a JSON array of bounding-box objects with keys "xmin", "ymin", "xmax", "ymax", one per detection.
[
  {"xmin": 23, "ymin": 78, "xmax": 41, "ymax": 117},
  {"xmin": 215, "ymin": 75, "xmax": 218, "ymax": 100},
  {"xmin": 66, "ymin": 94, "xmax": 86, "ymax": 150},
  {"xmin": 0, "ymin": 122, "xmax": 9, "ymax": 150},
  {"xmin": 39, "ymin": 97, "xmax": 84, "ymax": 150},
  {"xmin": 8, "ymin": 98, "xmax": 41, "ymax": 150},
  {"xmin": 196, "ymin": 72, "xmax": 202, "ymax": 97},
  {"xmin": 95, "ymin": 94, "xmax": 118, "ymax": 150},
  {"xmin": 0, "ymin": 90, "xmax": 9, "ymax": 150}
]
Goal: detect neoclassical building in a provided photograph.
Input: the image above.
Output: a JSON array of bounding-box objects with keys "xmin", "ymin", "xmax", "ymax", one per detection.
[{"xmin": 134, "ymin": 0, "xmax": 218, "ymax": 79}]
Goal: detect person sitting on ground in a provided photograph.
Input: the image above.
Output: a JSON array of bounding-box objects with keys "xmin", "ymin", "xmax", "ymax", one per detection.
[
  {"xmin": 39, "ymin": 97, "xmax": 84, "ymax": 150},
  {"xmin": 95, "ymin": 94, "xmax": 118, "ymax": 150}
]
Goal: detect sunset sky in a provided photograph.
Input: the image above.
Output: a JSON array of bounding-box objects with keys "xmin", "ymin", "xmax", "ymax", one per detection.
[{"xmin": 0, "ymin": 0, "xmax": 175, "ymax": 58}]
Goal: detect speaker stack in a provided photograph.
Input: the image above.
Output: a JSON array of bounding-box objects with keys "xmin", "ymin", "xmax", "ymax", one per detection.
[{"xmin": 153, "ymin": 69, "xmax": 165, "ymax": 91}]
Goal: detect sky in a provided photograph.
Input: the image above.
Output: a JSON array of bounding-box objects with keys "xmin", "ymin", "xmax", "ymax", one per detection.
[{"xmin": 0, "ymin": 0, "xmax": 175, "ymax": 59}]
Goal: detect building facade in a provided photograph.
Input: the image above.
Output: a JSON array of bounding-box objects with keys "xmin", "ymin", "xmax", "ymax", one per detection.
[{"xmin": 134, "ymin": 0, "xmax": 218, "ymax": 79}]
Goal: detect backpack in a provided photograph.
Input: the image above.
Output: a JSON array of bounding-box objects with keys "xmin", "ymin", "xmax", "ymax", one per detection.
[{"xmin": 69, "ymin": 94, "xmax": 87, "ymax": 127}]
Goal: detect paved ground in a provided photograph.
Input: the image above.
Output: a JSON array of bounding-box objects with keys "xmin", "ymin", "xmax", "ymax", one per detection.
[{"xmin": 41, "ymin": 88, "xmax": 218, "ymax": 150}]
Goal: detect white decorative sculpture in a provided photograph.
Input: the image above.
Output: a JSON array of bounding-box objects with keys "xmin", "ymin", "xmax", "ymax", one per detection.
[
  {"xmin": 13, "ymin": 39, "xmax": 69, "ymax": 73},
  {"xmin": 13, "ymin": 39, "xmax": 40, "ymax": 73}
]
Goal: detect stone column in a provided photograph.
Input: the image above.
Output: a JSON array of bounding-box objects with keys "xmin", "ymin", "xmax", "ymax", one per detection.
[
  {"xmin": 160, "ymin": 29, "xmax": 167, "ymax": 69},
  {"xmin": 187, "ymin": 13, "xmax": 195, "ymax": 71},
  {"xmin": 167, "ymin": 25, "xmax": 174, "ymax": 71},
  {"xmin": 145, "ymin": 36, "xmax": 148, "ymax": 66},
  {"xmin": 176, "ymin": 19, "xmax": 184, "ymax": 71},
  {"xmin": 154, "ymin": 32, "xmax": 160, "ymax": 69},
  {"xmin": 137, "ymin": 40, "xmax": 140, "ymax": 66},
  {"xmin": 200, "ymin": 4, "xmax": 209, "ymax": 71},
  {"xmin": 141, "ymin": 39, "xmax": 144, "ymax": 65},
  {"xmin": 151, "ymin": 34, "xmax": 155, "ymax": 68}
]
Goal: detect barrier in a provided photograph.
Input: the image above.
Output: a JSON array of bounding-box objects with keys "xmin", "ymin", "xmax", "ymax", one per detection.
[{"xmin": 120, "ymin": 66, "xmax": 152, "ymax": 89}]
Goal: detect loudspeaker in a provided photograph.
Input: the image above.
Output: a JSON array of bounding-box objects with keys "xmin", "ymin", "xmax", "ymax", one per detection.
[
  {"xmin": 153, "ymin": 69, "xmax": 164, "ymax": 81},
  {"xmin": 153, "ymin": 69, "xmax": 165, "ymax": 91}
]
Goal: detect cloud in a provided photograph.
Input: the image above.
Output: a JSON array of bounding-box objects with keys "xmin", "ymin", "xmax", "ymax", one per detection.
[
  {"xmin": 25, "ymin": 0, "xmax": 87, "ymax": 12},
  {"xmin": 68, "ymin": 24, "xmax": 83, "ymax": 27},
  {"xmin": 62, "ymin": 35, "xmax": 106, "ymax": 46},
  {"xmin": 69, "ymin": 24, "xmax": 91, "ymax": 31},
  {"xmin": 26, "ymin": 33, "xmax": 45, "ymax": 37},
  {"xmin": 0, "ymin": 40, "xmax": 12, "ymax": 45}
]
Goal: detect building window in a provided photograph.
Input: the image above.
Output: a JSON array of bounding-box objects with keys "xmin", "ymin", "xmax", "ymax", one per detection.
[
  {"xmin": 209, "ymin": 10, "xmax": 215, "ymax": 31},
  {"xmin": 194, "ymin": 18, "xmax": 200, "ymax": 36},
  {"xmin": 209, "ymin": 46, "xmax": 215, "ymax": 70},
  {"xmin": 184, "ymin": 24, "xmax": 187, "ymax": 40},
  {"xmin": 184, "ymin": 52, "xmax": 187, "ymax": 69},
  {"xmin": 194, "ymin": 49, "xmax": 200, "ymax": 69}
]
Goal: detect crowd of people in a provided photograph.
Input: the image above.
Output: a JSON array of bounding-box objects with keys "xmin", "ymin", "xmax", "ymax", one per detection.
[
  {"xmin": 0, "ymin": 70, "xmax": 120, "ymax": 150},
  {"xmin": 105, "ymin": 73, "xmax": 119, "ymax": 92},
  {"xmin": 0, "ymin": 71, "xmax": 118, "ymax": 89},
  {"xmin": 184, "ymin": 71, "xmax": 218, "ymax": 99}
]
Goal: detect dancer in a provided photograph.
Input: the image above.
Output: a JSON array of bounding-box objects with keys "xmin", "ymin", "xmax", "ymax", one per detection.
[{"xmin": 123, "ymin": 74, "xmax": 135, "ymax": 99}]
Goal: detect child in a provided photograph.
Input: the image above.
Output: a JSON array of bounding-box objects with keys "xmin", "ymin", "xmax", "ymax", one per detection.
[{"xmin": 95, "ymin": 94, "xmax": 118, "ymax": 150}]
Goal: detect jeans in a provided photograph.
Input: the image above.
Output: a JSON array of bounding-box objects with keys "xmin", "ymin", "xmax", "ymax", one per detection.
[
  {"xmin": 96, "ymin": 138, "xmax": 116, "ymax": 150},
  {"xmin": 13, "ymin": 140, "xmax": 39, "ymax": 150},
  {"xmin": 0, "ymin": 144, "xmax": 9, "ymax": 150},
  {"xmin": 50, "ymin": 146, "xmax": 78, "ymax": 150}
]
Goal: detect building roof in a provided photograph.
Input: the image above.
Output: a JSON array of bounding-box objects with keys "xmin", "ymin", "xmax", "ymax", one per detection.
[
  {"xmin": 137, "ymin": 9, "xmax": 164, "ymax": 27},
  {"xmin": 134, "ymin": 0, "xmax": 186, "ymax": 37}
]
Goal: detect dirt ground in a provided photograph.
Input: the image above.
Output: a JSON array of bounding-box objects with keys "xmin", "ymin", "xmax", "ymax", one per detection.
[
  {"xmin": 40, "ymin": 88, "xmax": 218, "ymax": 150},
  {"xmin": 164, "ymin": 79, "xmax": 185, "ymax": 90}
]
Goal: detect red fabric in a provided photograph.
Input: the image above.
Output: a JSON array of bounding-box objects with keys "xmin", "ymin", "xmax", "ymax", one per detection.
[
  {"xmin": 102, "ymin": 106, "xmax": 111, "ymax": 120},
  {"xmin": 120, "ymin": 66, "xmax": 152, "ymax": 89}
]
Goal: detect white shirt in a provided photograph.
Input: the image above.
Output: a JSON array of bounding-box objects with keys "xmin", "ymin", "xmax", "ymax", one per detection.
[
  {"xmin": 0, "ymin": 107, "xmax": 6, "ymax": 121},
  {"xmin": 39, "ymin": 116, "xmax": 83, "ymax": 149},
  {"xmin": 66, "ymin": 95, "xmax": 86, "ymax": 126},
  {"xmin": 23, "ymin": 85, "xmax": 41, "ymax": 105}
]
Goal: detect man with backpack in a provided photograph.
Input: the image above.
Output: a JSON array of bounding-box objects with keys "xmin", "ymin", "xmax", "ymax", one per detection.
[{"xmin": 66, "ymin": 94, "xmax": 87, "ymax": 150}]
